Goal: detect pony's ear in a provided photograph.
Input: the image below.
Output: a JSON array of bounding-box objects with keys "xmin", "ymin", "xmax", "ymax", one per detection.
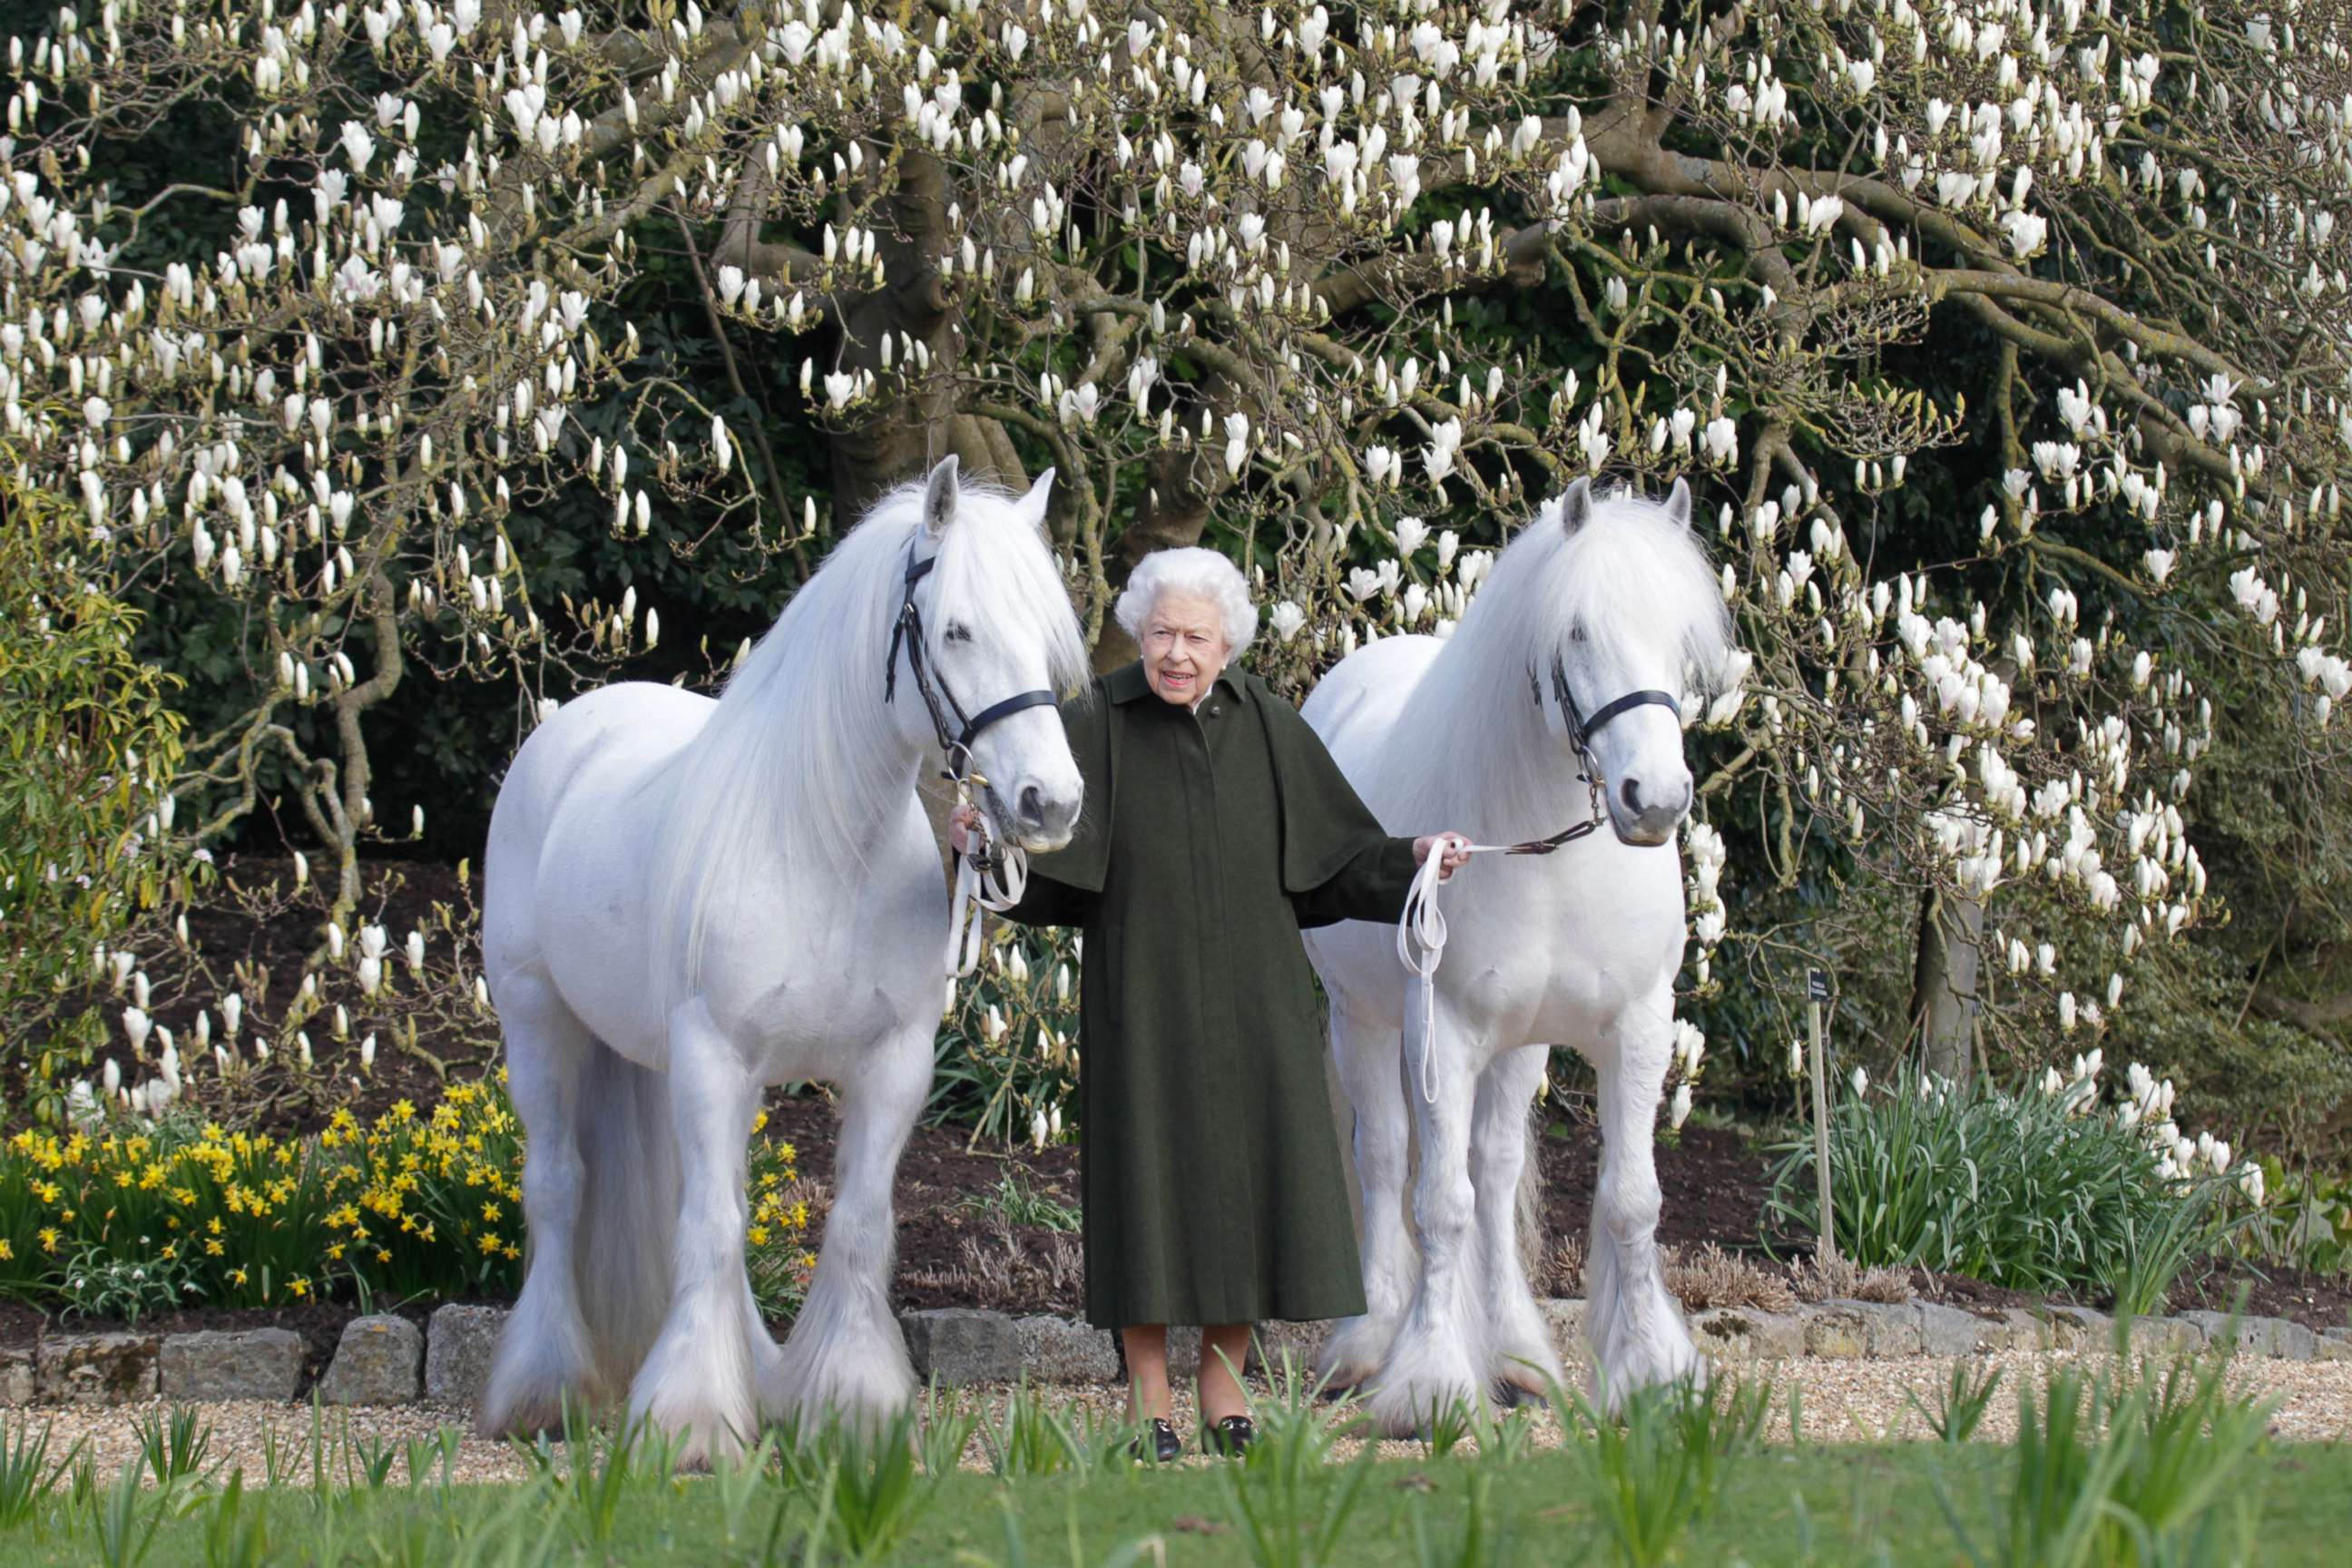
[
  {"xmin": 1017, "ymin": 466, "xmax": 1056, "ymax": 536},
  {"xmin": 1664, "ymin": 475, "xmax": 1693, "ymax": 531},
  {"xmin": 920, "ymin": 454, "xmax": 961, "ymax": 536},
  {"xmin": 1558, "ymin": 476, "xmax": 1593, "ymax": 534}
]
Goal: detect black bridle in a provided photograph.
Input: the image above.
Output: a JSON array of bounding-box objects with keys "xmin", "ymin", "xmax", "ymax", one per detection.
[
  {"xmin": 1507, "ymin": 652, "xmax": 1681, "ymax": 853},
  {"xmin": 885, "ymin": 543, "xmax": 1058, "ymax": 863}
]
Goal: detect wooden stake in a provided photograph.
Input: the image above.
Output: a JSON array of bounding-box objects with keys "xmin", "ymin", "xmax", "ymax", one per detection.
[{"xmin": 1808, "ymin": 967, "xmax": 1837, "ymax": 1267}]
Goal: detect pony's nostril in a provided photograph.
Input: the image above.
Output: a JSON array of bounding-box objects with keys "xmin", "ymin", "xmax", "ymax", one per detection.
[
  {"xmin": 1620, "ymin": 779, "xmax": 1642, "ymax": 813},
  {"xmin": 1019, "ymin": 784, "xmax": 1046, "ymax": 824}
]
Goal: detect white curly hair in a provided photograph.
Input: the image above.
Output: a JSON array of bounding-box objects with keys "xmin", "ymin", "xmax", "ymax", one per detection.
[{"xmin": 1114, "ymin": 546, "xmax": 1259, "ymax": 656}]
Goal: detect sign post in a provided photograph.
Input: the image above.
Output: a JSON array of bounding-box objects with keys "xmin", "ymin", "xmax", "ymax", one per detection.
[{"xmin": 1807, "ymin": 968, "xmax": 1837, "ymax": 1267}]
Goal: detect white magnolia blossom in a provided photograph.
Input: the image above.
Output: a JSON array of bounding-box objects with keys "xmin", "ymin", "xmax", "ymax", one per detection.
[{"xmin": 6, "ymin": 0, "xmax": 2347, "ymax": 1141}]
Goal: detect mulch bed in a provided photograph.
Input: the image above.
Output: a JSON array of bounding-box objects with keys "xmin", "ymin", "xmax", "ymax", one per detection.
[
  {"xmin": 7, "ymin": 1099, "xmax": 2349, "ymax": 1348},
  {"xmin": 1535, "ymin": 1119, "xmax": 2352, "ymax": 1331},
  {"xmin": 9, "ymin": 855, "xmax": 2350, "ymax": 1347}
]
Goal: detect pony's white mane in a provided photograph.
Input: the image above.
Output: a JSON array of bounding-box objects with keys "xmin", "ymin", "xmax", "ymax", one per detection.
[
  {"xmin": 648, "ymin": 476, "xmax": 1088, "ymax": 1006},
  {"xmin": 1391, "ymin": 484, "xmax": 1732, "ymax": 838}
]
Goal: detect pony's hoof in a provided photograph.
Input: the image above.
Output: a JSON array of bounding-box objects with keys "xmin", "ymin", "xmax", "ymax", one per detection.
[
  {"xmin": 1593, "ymin": 1346, "xmax": 1710, "ymax": 1413},
  {"xmin": 1364, "ymin": 1370, "xmax": 1486, "ymax": 1439},
  {"xmin": 1492, "ymin": 1379, "xmax": 1544, "ymax": 1409}
]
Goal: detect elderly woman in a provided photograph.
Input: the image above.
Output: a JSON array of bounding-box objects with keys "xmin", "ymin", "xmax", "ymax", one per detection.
[{"xmin": 952, "ymin": 547, "xmax": 1467, "ymax": 1460}]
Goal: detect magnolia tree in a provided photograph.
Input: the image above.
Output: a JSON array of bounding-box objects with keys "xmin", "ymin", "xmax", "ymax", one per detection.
[{"xmin": 4, "ymin": 0, "xmax": 2351, "ymax": 1147}]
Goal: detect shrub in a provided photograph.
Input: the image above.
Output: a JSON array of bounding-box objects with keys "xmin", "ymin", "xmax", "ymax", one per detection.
[
  {"xmin": 1765, "ymin": 1061, "xmax": 2256, "ymax": 1302},
  {"xmin": 0, "ymin": 1073, "xmax": 811, "ymax": 1315},
  {"xmin": 1660, "ymin": 1243, "xmax": 1798, "ymax": 1313},
  {"xmin": 0, "ymin": 453, "xmax": 190, "ymax": 1066}
]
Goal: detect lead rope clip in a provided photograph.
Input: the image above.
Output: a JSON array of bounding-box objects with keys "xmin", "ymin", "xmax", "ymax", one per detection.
[{"xmin": 946, "ymin": 781, "xmax": 1029, "ymax": 1008}]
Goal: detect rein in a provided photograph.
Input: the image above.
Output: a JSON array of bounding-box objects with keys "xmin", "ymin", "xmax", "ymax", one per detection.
[
  {"xmin": 1396, "ymin": 662, "xmax": 1681, "ymax": 1102},
  {"xmin": 887, "ymin": 540, "xmax": 1060, "ymax": 995}
]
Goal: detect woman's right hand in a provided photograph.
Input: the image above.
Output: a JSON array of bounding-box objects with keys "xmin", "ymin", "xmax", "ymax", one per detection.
[{"xmin": 949, "ymin": 803, "xmax": 979, "ymax": 855}]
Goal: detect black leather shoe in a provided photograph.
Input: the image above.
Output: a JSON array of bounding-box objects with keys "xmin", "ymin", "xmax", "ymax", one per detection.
[
  {"xmin": 1130, "ymin": 1417, "xmax": 1181, "ymax": 1463},
  {"xmin": 1203, "ymin": 1415, "xmax": 1254, "ymax": 1458}
]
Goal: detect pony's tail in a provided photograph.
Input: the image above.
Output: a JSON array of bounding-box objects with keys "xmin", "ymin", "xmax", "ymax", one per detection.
[
  {"xmin": 1517, "ymin": 1096, "xmax": 1548, "ymax": 1286},
  {"xmin": 475, "ymin": 1034, "xmax": 678, "ymax": 1437},
  {"xmin": 574, "ymin": 1038, "xmax": 681, "ymax": 1392}
]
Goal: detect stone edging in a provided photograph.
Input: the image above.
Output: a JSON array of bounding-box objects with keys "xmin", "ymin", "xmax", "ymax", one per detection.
[{"xmin": 3, "ymin": 1298, "xmax": 2343, "ymax": 1409}]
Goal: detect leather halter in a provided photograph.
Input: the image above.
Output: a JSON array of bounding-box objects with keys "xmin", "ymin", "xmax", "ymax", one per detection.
[
  {"xmin": 1504, "ymin": 652, "xmax": 1682, "ymax": 853},
  {"xmin": 885, "ymin": 541, "xmax": 1059, "ymax": 794},
  {"xmin": 1548, "ymin": 652, "xmax": 1681, "ymax": 759}
]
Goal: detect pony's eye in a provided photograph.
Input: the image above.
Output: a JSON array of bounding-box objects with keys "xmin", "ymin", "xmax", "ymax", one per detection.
[{"xmin": 944, "ymin": 622, "xmax": 974, "ymax": 642}]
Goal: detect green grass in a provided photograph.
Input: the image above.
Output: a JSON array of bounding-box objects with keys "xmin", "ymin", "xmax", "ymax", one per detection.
[
  {"xmin": 0, "ymin": 1443, "xmax": 2337, "ymax": 1566},
  {"xmin": 0, "ymin": 1348, "xmax": 2339, "ymax": 1565}
]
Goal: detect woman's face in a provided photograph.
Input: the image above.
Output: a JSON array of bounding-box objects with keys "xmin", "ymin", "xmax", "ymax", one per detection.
[{"xmin": 1141, "ymin": 590, "xmax": 1231, "ymax": 706}]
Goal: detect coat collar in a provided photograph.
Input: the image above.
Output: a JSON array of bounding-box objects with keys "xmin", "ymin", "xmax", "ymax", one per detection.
[{"xmin": 1106, "ymin": 659, "xmax": 1249, "ymax": 706}]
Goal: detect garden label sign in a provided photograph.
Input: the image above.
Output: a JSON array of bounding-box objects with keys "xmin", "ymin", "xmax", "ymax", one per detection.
[{"xmin": 1808, "ymin": 968, "xmax": 1836, "ymax": 1267}]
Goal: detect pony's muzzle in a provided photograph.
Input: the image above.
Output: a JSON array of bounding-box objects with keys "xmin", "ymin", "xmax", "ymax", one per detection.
[
  {"xmin": 1007, "ymin": 781, "xmax": 1081, "ymax": 850},
  {"xmin": 1612, "ymin": 771, "xmax": 1691, "ymax": 847}
]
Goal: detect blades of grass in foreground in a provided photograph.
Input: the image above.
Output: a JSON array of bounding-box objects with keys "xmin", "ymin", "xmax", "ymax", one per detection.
[
  {"xmin": 712, "ymin": 1431, "xmax": 780, "ymax": 1551},
  {"xmin": 1935, "ymin": 1348, "xmax": 2275, "ymax": 1568},
  {"xmin": 777, "ymin": 1405, "xmax": 946, "ymax": 1564},
  {"xmin": 919, "ymin": 1380, "xmax": 982, "ymax": 1479},
  {"xmin": 1906, "ymin": 1359, "xmax": 2005, "ymax": 1444},
  {"xmin": 1546, "ymin": 1375, "xmax": 1730, "ymax": 1568},
  {"xmin": 1220, "ymin": 1439, "xmax": 1376, "ymax": 1568},
  {"xmin": 557, "ymin": 1394, "xmax": 642, "ymax": 1547},
  {"xmin": 89, "ymin": 1451, "xmax": 164, "ymax": 1568},
  {"xmin": 1409, "ymin": 1467, "xmax": 1520, "ymax": 1568},
  {"xmin": 0, "ymin": 1410, "xmax": 80, "ymax": 1529},
  {"xmin": 980, "ymin": 1380, "xmax": 1079, "ymax": 1480},
  {"xmin": 196, "ymin": 1469, "xmax": 270, "ymax": 1568},
  {"xmin": 132, "ymin": 1403, "xmax": 213, "ymax": 1485},
  {"xmin": 952, "ymin": 1488, "xmax": 1171, "ymax": 1568}
]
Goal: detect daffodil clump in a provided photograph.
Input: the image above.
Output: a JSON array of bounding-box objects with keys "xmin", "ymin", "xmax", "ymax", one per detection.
[
  {"xmin": 0, "ymin": 1118, "xmax": 344, "ymax": 1313},
  {"xmin": 316, "ymin": 1080, "xmax": 525, "ymax": 1302},
  {"xmin": 0, "ymin": 1075, "xmax": 811, "ymax": 1320}
]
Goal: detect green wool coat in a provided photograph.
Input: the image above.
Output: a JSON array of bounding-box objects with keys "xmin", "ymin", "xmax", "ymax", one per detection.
[{"xmin": 1001, "ymin": 659, "xmax": 1421, "ymax": 1329}]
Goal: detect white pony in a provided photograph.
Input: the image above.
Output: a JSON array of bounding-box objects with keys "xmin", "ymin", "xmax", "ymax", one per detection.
[
  {"xmin": 475, "ymin": 456, "xmax": 1088, "ymax": 1464},
  {"xmin": 1300, "ymin": 476, "xmax": 1730, "ymax": 1433}
]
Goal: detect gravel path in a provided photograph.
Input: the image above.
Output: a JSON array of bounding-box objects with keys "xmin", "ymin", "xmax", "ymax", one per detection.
[{"xmin": 15, "ymin": 1351, "xmax": 2352, "ymax": 1485}]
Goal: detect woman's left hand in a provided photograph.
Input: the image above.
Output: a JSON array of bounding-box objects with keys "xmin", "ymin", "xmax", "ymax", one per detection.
[{"xmin": 1413, "ymin": 833, "xmax": 1474, "ymax": 881}]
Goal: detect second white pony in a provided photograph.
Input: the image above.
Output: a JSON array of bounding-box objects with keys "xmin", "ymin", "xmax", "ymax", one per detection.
[{"xmin": 1300, "ymin": 476, "xmax": 1730, "ymax": 1433}]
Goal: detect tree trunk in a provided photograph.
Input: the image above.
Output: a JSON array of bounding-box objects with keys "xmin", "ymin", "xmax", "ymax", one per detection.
[
  {"xmin": 823, "ymin": 150, "xmax": 986, "ymax": 519},
  {"xmin": 1911, "ymin": 887, "xmax": 1984, "ymax": 1083}
]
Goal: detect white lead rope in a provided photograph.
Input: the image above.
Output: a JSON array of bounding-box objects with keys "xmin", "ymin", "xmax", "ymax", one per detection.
[
  {"xmin": 1396, "ymin": 832, "xmax": 1523, "ymax": 1104},
  {"xmin": 946, "ymin": 791, "xmax": 1028, "ymax": 1008}
]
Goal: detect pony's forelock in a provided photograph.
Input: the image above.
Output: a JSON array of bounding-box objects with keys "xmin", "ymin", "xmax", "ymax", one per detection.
[
  {"xmin": 1547, "ymin": 485, "xmax": 1732, "ymax": 691},
  {"xmin": 1391, "ymin": 481, "xmax": 1731, "ymax": 833}
]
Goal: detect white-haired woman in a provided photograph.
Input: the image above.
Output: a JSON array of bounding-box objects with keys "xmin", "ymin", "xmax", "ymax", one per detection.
[{"xmin": 952, "ymin": 546, "xmax": 1469, "ymax": 1459}]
